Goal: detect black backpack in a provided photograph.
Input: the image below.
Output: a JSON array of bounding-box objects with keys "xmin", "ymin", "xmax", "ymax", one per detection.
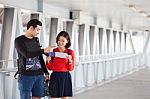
[{"xmin": 14, "ymin": 37, "xmax": 41, "ymax": 79}]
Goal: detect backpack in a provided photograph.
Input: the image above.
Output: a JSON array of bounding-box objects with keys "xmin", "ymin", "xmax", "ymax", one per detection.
[{"xmin": 14, "ymin": 37, "xmax": 41, "ymax": 79}]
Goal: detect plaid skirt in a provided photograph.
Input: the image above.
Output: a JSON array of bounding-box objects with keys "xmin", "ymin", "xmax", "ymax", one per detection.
[{"xmin": 49, "ymin": 71, "xmax": 73, "ymax": 98}]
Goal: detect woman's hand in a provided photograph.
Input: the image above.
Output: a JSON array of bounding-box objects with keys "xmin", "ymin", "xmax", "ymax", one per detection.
[
  {"xmin": 45, "ymin": 74, "xmax": 49, "ymax": 81},
  {"xmin": 68, "ymin": 55, "xmax": 72, "ymax": 64},
  {"xmin": 46, "ymin": 56, "xmax": 51, "ymax": 62}
]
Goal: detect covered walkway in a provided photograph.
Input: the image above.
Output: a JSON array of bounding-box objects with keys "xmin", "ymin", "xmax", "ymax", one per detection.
[
  {"xmin": 72, "ymin": 68, "xmax": 150, "ymax": 99},
  {"xmin": 1, "ymin": 0, "xmax": 150, "ymax": 99}
]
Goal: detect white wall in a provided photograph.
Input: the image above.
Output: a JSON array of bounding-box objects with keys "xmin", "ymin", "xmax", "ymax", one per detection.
[
  {"xmin": 80, "ymin": 12, "xmax": 95, "ymax": 24},
  {"xmin": 0, "ymin": 0, "xmax": 38, "ymax": 11},
  {"xmin": 97, "ymin": 16, "xmax": 110, "ymax": 28},
  {"xmin": 43, "ymin": 3, "xmax": 69, "ymax": 19}
]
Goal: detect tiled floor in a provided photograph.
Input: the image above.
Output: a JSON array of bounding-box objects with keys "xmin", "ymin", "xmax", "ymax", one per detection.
[{"xmin": 72, "ymin": 68, "xmax": 150, "ymax": 99}]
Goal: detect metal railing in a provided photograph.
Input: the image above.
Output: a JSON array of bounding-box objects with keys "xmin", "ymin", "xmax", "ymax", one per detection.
[
  {"xmin": 0, "ymin": 53, "xmax": 148, "ymax": 99},
  {"xmin": 0, "ymin": 59, "xmax": 17, "ymax": 75},
  {"xmin": 72, "ymin": 53, "xmax": 147, "ymax": 92}
]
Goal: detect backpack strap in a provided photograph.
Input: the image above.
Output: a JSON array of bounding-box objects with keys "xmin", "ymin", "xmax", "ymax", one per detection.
[
  {"xmin": 51, "ymin": 49, "xmax": 56, "ymax": 63},
  {"xmin": 14, "ymin": 71, "xmax": 18, "ymax": 79},
  {"xmin": 67, "ymin": 49, "xmax": 71, "ymax": 64},
  {"xmin": 14, "ymin": 59, "xmax": 19, "ymax": 79},
  {"xmin": 68, "ymin": 49, "xmax": 70, "ymax": 55}
]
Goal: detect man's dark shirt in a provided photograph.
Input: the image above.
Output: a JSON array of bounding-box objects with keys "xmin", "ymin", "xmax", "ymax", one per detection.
[{"xmin": 15, "ymin": 35, "xmax": 49, "ymax": 75}]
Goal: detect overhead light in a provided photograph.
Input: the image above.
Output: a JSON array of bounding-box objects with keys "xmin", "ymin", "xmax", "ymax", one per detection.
[
  {"xmin": 147, "ymin": 15, "xmax": 150, "ymax": 18},
  {"xmin": 0, "ymin": 4, "xmax": 4, "ymax": 8},
  {"xmin": 128, "ymin": 5, "xmax": 137, "ymax": 12},
  {"xmin": 139, "ymin": 11, "xmax": 147, "ymax": 17},
  {"xmin": 147, "ymin": 15, "xmax": 150, "ymax": 20},
  {"xmin": 21, "ymin": 9, "xmax": 31, "ymax": 14},
  {"xmin": 124, "ymin": 1, "xmax": 150, "ymax": 20}
]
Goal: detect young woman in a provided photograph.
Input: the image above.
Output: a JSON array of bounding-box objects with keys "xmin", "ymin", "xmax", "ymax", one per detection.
[{"xmin": 46, "ymin": 31, "xmax": 75, "ymax": 99}]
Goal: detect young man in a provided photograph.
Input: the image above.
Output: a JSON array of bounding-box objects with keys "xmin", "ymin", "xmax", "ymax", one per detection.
[{"xmin": 15, "ymin": 19, "xmax": 52, "ymax": 99}]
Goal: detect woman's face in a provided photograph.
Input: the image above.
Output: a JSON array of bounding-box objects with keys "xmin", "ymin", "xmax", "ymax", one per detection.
[{"xmin": 57, "ymin": 36, "xmax": 68, "ymax": 48}]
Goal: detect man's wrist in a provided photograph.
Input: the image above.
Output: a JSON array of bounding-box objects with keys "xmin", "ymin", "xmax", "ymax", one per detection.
[{"xmin": 41, "ymin": 49, "xmax": 44, "ymax": 53}]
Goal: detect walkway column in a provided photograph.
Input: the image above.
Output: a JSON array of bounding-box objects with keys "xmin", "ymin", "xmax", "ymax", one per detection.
[{"xmin": 0, "ymin": 7, "xmax": 15, "ymax": 62}]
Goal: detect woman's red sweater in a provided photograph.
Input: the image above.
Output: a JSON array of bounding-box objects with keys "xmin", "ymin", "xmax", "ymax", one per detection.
[{"xmin": 46, "ymin": 48, "xmax": 75, "ymax": 72}]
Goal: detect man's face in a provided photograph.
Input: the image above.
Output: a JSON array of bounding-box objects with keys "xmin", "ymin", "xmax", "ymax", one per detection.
[{"xmin": 31, "ymin": 25, "xmax": 41, "ymax": 37}]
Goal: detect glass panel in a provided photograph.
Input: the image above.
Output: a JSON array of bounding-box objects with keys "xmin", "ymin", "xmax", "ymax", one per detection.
[
  {"xmin": 106, "ymin": 29, "xmax": 110, "ymax": 53},
  {"xmin": 0, "ymin": 7, "xmax": 4, "ymax": 68},
  {"xmin": 21, "ymin": 9, "xmax": 31, "ymax": 33},
  {"xmin": 99, "ymin": 28, "xmax": 103, "ymax": 54},
  {"xmin": 89, "ymin": 26, "xmax": 95, "ymax": 54},
  {"xmin": 0, "ymin": 8, "xmax": 4, "ymax": 43},
  {"xmin": 131, "ymin": 31, "xmax": 144, "ymax": 53},
  {"xmin": 45, "ymin": 17, "xmax": 51, "ymax": 34}
]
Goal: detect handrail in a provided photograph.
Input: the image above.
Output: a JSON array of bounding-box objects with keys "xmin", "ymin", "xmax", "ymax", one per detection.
[
  {"xmin": 0, "ymin": 67, "xmax": 17, "ymax": 73},
  {"xmin": 0, "ymin": 59, "xmax": 17, "ymax": 62},
  {"xmin": 76, "ymin": 53, "xmax": 134, "ymax": 58},
  {"xmin": 0, "ymin": 53, "xmax": 145, "ymax": 71},
  {"xmin": 77, "ymin": 53, "xmax": 144, "ymax": 64},
  {"xmin": 0, "ymin": 59, "xmax": 17, "ymax": 73}
]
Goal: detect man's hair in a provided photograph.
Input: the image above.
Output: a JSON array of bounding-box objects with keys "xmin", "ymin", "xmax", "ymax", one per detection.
[
  {"xmin": 27, "ymin": 19, "xmax": 42, "ymax": 30},
  {"xmin": 56, "ymin": 31, "xmax": 71, "ymax": 48}
]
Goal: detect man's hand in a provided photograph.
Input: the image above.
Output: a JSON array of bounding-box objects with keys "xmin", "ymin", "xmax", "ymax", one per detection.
[{"xmin": 44, "ymin": 46, "xmax": 56, "ymax": 53}]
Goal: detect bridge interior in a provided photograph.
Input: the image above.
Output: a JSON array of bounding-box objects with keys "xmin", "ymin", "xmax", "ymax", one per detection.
[{"xmin": 0, "ymin": 0, "xmax": 150, "ymax": 99}]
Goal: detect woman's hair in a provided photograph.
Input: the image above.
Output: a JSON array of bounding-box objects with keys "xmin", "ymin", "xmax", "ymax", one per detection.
[{"xmin": 56, "ymin": 31, "xmax": 71, "ymax": 48}]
